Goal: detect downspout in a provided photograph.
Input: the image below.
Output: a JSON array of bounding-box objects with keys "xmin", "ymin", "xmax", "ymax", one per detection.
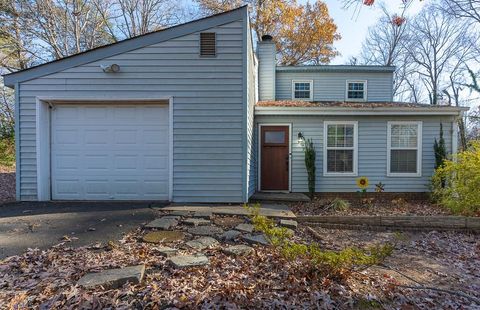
[
  {"xmin": 452, "ymin": 114, "xmax": 459, "ymax": 158},
  {"xmin": 14, "ymin": 82, "xmax": 20, "ymax": 200}
]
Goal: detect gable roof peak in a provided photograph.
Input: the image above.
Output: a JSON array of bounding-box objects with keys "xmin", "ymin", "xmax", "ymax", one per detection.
[{"xmin": 3, "ymin": 5, "xmax": 248, "ymax": 87}]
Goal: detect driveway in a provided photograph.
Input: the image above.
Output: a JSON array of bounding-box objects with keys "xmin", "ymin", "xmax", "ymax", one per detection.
[{"xmin": 0, "ymin": 201, "xmax": 166, "ymax": 259}]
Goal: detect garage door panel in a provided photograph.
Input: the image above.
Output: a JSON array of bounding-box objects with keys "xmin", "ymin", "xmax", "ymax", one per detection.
[{"xmin": 51, "ymin": 104, "xmax": 169, "ymax": 200}]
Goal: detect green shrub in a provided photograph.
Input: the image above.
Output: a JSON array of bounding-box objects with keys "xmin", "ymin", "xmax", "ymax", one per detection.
[
  {"xmin": 303, "ymin": 138, "xmax": 316, "ymax": 198},
  {"xmin": 0, "ymin": 137, "xmax": 15, "ymax": 167},
  {"xmin": 432, "ymin": 141, "xmax": 480, "ymax": 216},
  {"xmin": 244, "ymin": 204, "xmax": 393, "ymax": 277}
]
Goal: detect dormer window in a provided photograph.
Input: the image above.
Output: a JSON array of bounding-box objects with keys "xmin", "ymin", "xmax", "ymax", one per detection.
[
  {"xmin": 346, "ymin": 80, "xmax": 367, "ymax": 101},
  {"xmin": 200, "ymin": 32, "xmax": 216, "ymax": 57},
  {"xmin": 292, "ymin": 80, "xmax": 313, "ymax": 100}
]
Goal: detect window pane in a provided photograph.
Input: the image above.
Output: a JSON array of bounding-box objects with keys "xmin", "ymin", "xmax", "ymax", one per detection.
[
  {"xmin": 264, "ymin": 131, "xmax": 285, "ymax": 144},
  {"xmin": 391, "ymin": 124, "xmax": 418, "ymax": 148},
  {"xmin": 347, "ymin": 82, "xmax": 365, "ymax": 99},
  {"xmin": 327, "ymin": 150, "xmax": 353, "ymax": 173},
  {"xmin": 390, "ymin": 150, "xmax": 417, "ymax": 173},
  {"xmin": 327, "ymin": 124, "xmax": 354, "ymax": 147},
  {"xmin": 294, "ymin": 82, "xmax": 311, "ymax": 99},
  {"xmin": 348, "ymin": 91, "xmax": 364, "ymax": 99}
]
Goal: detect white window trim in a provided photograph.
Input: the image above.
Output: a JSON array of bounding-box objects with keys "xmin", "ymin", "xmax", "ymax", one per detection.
[
  {"xmin": 387, "ymin": 121, "xmax": 422, "ymax": 177},
  {"xmin": 292, "ymin": 80, "xmax": 313, "ymax": 101},
  {"xmin": 323, "ymin": 121, "xmax": 358, "ymax": 177},
  {"xmin": 346, "ymin": 80, "xmax": 367, "ymax": 102}
]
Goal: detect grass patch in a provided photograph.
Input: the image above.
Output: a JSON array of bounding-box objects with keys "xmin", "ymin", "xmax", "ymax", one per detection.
[{"xmin": 0, "ymin": 138, "xmax": 15, "ymax": 168}]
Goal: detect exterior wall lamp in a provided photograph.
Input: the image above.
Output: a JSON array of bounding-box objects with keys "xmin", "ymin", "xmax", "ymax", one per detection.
[
  {"xmin": 101, "ymin": 64, "xmax": 121, "ymax": 73},
  {"xmin": 297, "ymin": 132, "xmax": 305, "ymax": 144}
]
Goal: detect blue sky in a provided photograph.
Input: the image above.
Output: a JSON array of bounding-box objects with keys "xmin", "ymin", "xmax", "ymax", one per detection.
[{"xmin": 319, "ymin": 0, "xmax": 427, "ymax": 64}]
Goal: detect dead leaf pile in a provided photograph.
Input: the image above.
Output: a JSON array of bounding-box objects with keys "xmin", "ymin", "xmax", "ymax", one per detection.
[
  {"xmin": 291, "ymin": 197, "xmax": 453, "ymax": 217},
  {"xmin": 0, "ymin": 226, "xmax": 478, "ymax": 308}
]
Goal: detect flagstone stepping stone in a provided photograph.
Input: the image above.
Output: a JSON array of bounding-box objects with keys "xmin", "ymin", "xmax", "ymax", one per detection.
[
  {"xmin": 279, "ymin": 219, "xmax": 298, "ymax": 230},
  {"xmin": 213, "ymin": 216, "xmax": 245, "ymax": 228},
  {"xmin": 223, "ymin": 245, "xmax": 253, "ymax": 256},
  {"xmin": 145, "ymin": 217, "xmax": 179, "ymax": 230},
  {"xmin": 143, "ymin": 231, "xmax": 185, "ymax": 243},
  {"xmin": 157, "ymin": 246, "xmax": 178, "ymax": 257},
  {"xmin": 186, "ymin": 236, "xmax": 219, "ymax": 250},
  {"xmin": 242, "ymin": 234, "xmax": 270, "ymax": 246},
  {"xmin": 169, "ymin": 254, "xmax": 209, "ymax": 269},
  {"xmin": 77, "ymin": 265, "xmax": 145, "ymax": 289},
  {"xmin": 219, "ymin": 230, "xmax": 242, "ymax": 241},
  {"xmin": 235, "ymin": 223, "xmax": 254, "ymax": 233},
  {"xmin": 183, "ymin": 218, "xmax": 211, "ymax": 226},
  {"xmin": 193, "ymin": 211, "xmax": 213, "ymax": 219},
  {"xmin": 168, "ymin": 211, "xmax": 190, "ymax": 217},
  {"xmin": 187, "ymin": 225, "xmax": 224, "ymax": 236}
]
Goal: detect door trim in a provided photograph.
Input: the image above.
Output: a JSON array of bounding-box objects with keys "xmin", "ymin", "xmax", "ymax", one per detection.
[
  {"xmin": 35, "ymin": 96, "xmax": 174, "ymax": 201},
  {"xmin": 257, "ymin": 123, "xmax": 292, "ymax": 192}
]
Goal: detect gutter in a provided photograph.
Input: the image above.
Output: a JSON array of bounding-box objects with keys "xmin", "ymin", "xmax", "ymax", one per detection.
[
  {"xmin": 276, "ymin": 65, "xmax": 396, "ymax": 73},
  {"xmin": 254, "ymin": 106, "xmax": 469, "ymax": 116}
]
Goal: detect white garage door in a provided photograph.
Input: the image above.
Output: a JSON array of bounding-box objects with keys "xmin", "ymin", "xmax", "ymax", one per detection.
[{"xmin": 51, "ymin": 104, "xmax": 169, "ymax": 200}]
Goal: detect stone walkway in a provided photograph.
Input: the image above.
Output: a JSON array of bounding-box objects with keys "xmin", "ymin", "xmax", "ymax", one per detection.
[
  {"xmin": 159, "ymin": 204, "xmax": 296, "ymax": 218},
  {"xmin": 77, "ymin": 211, "xmax": 298, "ymax": 288}
]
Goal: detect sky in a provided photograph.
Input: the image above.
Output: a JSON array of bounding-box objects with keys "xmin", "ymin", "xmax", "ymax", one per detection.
[{"xmin": 319, "ymin": 0, "xmax": 428, "ymax": 64}]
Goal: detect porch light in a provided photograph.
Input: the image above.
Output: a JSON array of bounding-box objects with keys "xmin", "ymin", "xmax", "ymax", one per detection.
[{"xmin": 297, "ymin": 132, "xmax": 305, "ymax": 144}]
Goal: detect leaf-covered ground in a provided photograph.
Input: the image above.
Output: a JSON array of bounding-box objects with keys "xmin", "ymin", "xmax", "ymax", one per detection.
[
  {"xmin": 290, "ymin": 196, "xmax": 454, "ymax": 217},
  {"xmin": 1, "ymin": 216, "xmax": 478, "ymax": 309}
]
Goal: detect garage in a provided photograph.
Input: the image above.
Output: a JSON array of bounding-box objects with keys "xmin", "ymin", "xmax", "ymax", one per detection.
[{"xmin": 50, "ymin": 104, "xmax": 170, "ymax": 200}]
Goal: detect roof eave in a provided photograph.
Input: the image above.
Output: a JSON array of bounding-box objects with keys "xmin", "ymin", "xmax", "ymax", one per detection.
[
  {"xmin": 275, "ymin": 65, "xmax": 396, "ymax": 73},
  {"xmin": 2, "ymin": 5, "xmax": 248, "ymax": 87},
  {"xmin": 255, "ymin": 106, "xmax": 469, "ymax": 116}
]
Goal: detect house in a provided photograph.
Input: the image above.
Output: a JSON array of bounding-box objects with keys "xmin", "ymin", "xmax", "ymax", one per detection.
[{"xmin": 3, "ymin": 6, "xmax": 467, "ymax": 203}]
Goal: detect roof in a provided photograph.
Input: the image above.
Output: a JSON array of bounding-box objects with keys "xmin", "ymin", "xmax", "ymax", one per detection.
[
  {"xmin": 255, "ymin": 100, "xmax": 468, "ymax": 116},
  {"xmin": 3, "ymin": 6, "xmax": 248, "ymax": 87},
  {"xmin": 276, "ymin": 65, "xmax": 396, "ymax": 73}
]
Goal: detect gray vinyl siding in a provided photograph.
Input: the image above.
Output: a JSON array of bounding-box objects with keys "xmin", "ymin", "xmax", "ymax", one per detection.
[
  {"xmin": 255, "ymin": 115, "xmax": 454, "ymax": 193},
  {"xmin": 276, "ymin": 71, "xmax": 393, "ymax": 102},
  {"xmin": 257, "ymin": 43, "xmax": 276, "ymax": 100},
  {"xmin": 245, "ymin": 20, "xmax": 257, "ymax": 199},
  {"xmin": 17, "ymin": 20, "xmax": 246, "ymax": 202}
]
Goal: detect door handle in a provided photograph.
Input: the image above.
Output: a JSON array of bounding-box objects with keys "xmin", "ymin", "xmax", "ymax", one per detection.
[{"xmin": 285, "ymin": 155, "xmax": 289, "ymax": 171}]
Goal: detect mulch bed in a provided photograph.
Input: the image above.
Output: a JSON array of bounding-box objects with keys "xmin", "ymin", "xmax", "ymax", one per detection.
[
  {"xmin": 290, "ymin": 196, "xmax": 453, "ymax": 217},
  {"xmin": 0, "ymin": 166, "xmax": 15, "ymax": 204}
]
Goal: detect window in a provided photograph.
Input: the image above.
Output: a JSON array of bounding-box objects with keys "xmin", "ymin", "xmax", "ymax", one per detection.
[
  {"xmin": 324, "ymin": 121, "xmax": 358, "ymax": 176},
  {"xmin": 200, "ymin": 32, "xmax": 216, "ymax": 57},
  {"xmin": 346, "ymin": 80, "xmax": 367, "ymax": 101},
  {"xmin": 387, "ymin": 122, "xmax": 422, "ymax": 177},
  {"xmin": 292, "ymin": 80, "xmax": 313, "ymax": 100},
  {"xmin": 264, "ymin": 131, "xmax": 286, "ymax": 144}
]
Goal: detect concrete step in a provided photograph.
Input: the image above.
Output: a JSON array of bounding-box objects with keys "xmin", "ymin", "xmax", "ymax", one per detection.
[{"xmin": 250, "ymin": 192, "xmax": 310, "ymax": 202}]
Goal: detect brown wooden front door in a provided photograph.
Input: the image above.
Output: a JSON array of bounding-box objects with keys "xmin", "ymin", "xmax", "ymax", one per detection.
[{"xmin": 261, "ymin": 125, "xmax": 290, "ymax": 191}]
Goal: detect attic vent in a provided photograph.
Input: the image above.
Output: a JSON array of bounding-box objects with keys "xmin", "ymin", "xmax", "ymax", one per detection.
[{"xmin": 200, "ymin": 32, "xmax": 216, "ymax": 57}]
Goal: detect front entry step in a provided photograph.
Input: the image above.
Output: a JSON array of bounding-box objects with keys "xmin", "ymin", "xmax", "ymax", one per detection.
[{"xmin": 251, "ymin": 192, "xmax": 310, "ymax": 202}]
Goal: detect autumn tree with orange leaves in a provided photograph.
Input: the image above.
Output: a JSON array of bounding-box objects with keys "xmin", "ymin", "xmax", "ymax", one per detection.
[{"xmin": 195, "ymin": 0, "xmax": 340, "ymax": 65}]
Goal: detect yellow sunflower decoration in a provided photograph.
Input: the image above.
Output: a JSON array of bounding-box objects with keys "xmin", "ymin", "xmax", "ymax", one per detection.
[{"xmin": 356, "ymin": 176, "xmax": 369, "ymax": 189}]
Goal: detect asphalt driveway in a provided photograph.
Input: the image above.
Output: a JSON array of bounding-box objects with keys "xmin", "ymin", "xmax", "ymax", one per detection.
[{"xmin": 0, "ymin": 201, "xmax": 166, "ymax": 259}]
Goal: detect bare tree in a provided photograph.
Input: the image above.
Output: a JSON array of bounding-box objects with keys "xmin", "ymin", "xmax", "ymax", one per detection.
[
  {"xmin": 440, "ymin": 0, "xmax": 480, "ymax": 24},
  {"xmin": 406, "ymin": 5, "xmax": 473, "ymax": 105},
  {"xmin": 357, "ymin": 3, "xmax": 418, "ymax": 100},
  {"xmin": 0, "ymin": 79, "xmax": 14, "ymax": 139},
  {"xmin": 91, "ymin": 0, "xmax": 187, "ymax": 40}
]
